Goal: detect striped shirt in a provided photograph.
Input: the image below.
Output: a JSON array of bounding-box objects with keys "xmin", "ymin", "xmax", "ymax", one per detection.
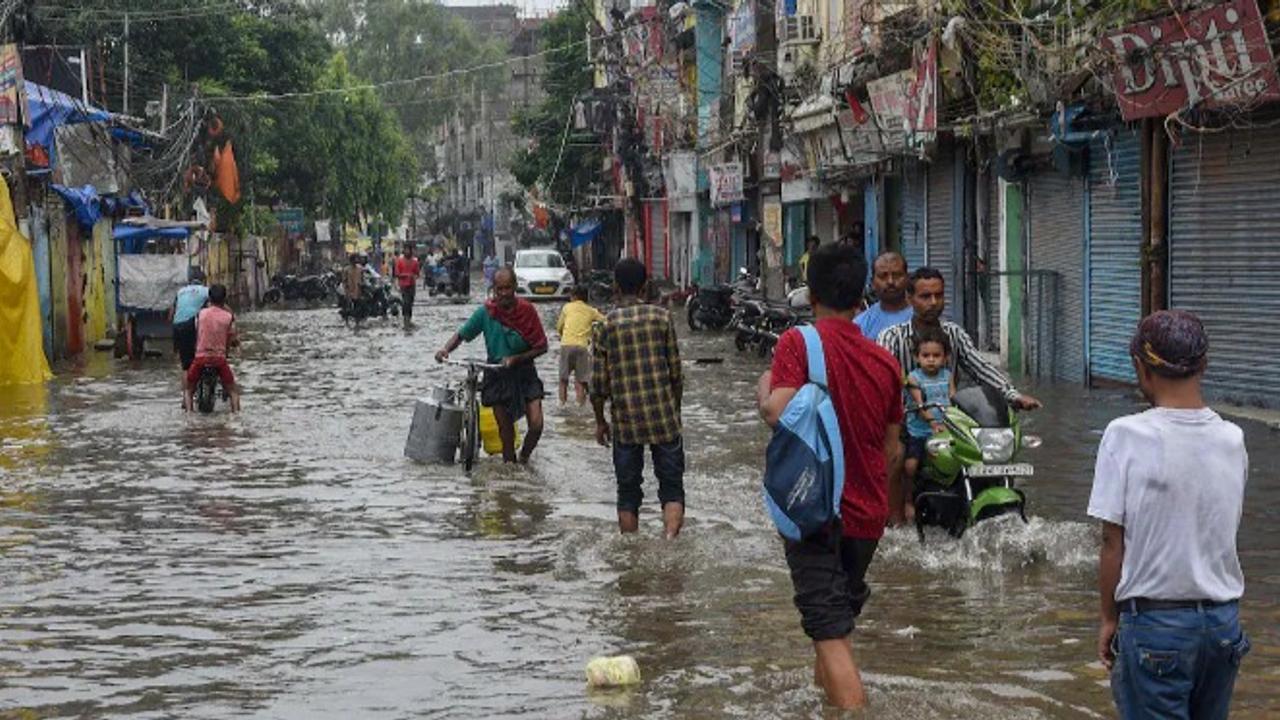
[
  {"xmin": 876, "ymin": 320, "xmax": 1020, "ymax": 403},
  {"xmin": 591, "ymin": 301, "xmax": 683, "ymax": 445}
]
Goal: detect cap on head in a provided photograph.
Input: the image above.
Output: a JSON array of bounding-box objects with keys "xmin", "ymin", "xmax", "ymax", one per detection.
[{"xmin": 1130, "ymin": 309, "xmax": 1209, "ymax": 379}]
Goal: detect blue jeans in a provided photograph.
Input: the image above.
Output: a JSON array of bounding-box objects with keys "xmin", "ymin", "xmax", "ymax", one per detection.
[
  {"xmin": 613, "ymin": 437, "xmax": 685, "ymax": 513},
  {"xmin": 1111, "ymin": 601, "xmax": 1250, "ymax": 720}
]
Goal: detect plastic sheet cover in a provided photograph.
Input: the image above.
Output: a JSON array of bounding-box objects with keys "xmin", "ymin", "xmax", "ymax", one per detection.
[
  {"xmin": 117, "ymin": 255, "xmax": 188, "ymax": 311},
  {"xmin": 0, "ymin": 177, "xmax": 52, "ymax": 384}
]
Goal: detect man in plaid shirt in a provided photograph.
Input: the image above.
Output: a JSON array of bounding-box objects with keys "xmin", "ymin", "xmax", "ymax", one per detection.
[{"xmin": 591, "ymin": 258, "xmax": 686, "ymax": 538}]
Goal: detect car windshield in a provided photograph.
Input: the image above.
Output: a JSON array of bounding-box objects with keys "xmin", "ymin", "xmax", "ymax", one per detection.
[{"xmin": 517, "ymin": 252, "xmax": 563, "ymax": 269}]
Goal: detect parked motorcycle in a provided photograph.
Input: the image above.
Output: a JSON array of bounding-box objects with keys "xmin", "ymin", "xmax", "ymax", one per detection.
[
  {"xmin": 585, "ymin": 269, "xmax": 614, "ymax": 305},
  {"xmin": 687, "ymin": 269, "xmax": 758, "ymax": 331},
  {"xmin": 911, "ymin": 385, "xmax": 1042, "ymax": 541},
  {"xmin": 262, "ymin": 272, "xmax": 338, "ymax": 305}
]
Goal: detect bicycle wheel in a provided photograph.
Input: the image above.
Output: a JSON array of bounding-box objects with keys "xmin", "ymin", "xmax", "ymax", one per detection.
[{"xmin": 460, "ymin": 385, "xmax": 479, "ymax": 471}]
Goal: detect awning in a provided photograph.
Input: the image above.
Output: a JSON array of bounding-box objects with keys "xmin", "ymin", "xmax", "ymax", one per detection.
[{"xmin": 570, "ymin": 218, "xmax": 603, "ymax": 248}]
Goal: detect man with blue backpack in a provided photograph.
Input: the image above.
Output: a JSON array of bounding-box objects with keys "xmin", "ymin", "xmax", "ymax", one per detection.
[{"xmin": 756, "ymin": 243, "xmax": 904, "ymax": 710}]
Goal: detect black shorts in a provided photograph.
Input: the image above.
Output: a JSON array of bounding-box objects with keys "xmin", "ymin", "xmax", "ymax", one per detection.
[
  {"xmin": 481, "ymin": 361, "xmax": 544, "ymax": 421},
  {"xmin": 905, "ymin": 435, "xmax": 929, "ymax": 463},
  {"xmin": 783, "ymin": 523, "xmax": 879, "ymax": 641},
  {"xmin": 173, "ymin": 319, "xmax": 197, "ymax": 370}
]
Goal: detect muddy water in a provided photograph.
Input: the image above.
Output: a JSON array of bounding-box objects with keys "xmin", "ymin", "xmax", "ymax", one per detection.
[{"xmin": 1, "ymin": 300, "xmax": 1277, "ymax": 719}]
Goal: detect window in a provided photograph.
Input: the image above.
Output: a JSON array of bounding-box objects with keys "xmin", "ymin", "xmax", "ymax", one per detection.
[{"xmin": 476, "ymin": 138, "xmax": 484, "ymax": 161}]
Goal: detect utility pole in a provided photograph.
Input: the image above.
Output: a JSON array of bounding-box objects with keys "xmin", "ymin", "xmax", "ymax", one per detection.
[
  {"xmin": 160, "ymin": 83, "xmax": 168, "ymax": 135},
  {"xmin": 122, "ymin": 11, "xmax": 129, "ymax": 116}
]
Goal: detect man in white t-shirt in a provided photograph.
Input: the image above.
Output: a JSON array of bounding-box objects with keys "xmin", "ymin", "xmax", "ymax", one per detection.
[{"xmin": 1088, "ymin": 310, "xmax": 1250, "ymax": 719}]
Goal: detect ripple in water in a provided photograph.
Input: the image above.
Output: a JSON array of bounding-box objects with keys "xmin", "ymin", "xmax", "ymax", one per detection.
[{"xmin": 878, "ymin": 514, "xmax": 1097, "ymax": 573}]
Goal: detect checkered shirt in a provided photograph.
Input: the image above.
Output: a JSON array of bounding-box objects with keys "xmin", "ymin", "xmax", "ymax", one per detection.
[{"xmin": 591, "ymin": 301, "xmax": 683, "ymax": 446}]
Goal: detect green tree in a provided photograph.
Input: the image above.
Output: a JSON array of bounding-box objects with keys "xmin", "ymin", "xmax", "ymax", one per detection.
[
  {"xmin": 510, "ymin": 0, "xmax": 600, "ymax": 206},
  {"xmin": 307, "ymin": 0, "xmax": 508, "ymax": 161}
]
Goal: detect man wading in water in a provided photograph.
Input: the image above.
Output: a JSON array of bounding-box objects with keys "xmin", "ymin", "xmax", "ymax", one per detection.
[
  {"xmin": 435, "ymin": 267, "xmax": 547, "ymax": 463},
  {"xmin": 592, "ymin": 258, "xmax": 686, "ymax": 538},
  {"xmin": 757, "ymin": 243, "xmax": 903, "ymax": 710},
  {"xmin": 1090, "ymin": 310, "xmax": 1249, "ymax": 719}
]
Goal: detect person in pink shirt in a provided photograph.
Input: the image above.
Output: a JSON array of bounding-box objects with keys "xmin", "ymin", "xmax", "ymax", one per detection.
[{"xmin": 183, "ymin": 284, "xmax": 241, "ymax": 412}]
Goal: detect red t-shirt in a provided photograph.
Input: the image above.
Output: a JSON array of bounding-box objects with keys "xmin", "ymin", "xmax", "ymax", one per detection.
[
  {"xmin": 394, "ymin": 255, "xmax": 421, "ymax": 288},
  {"xmin": 770, "ymin": 317, "xmax": 904, "ymax": 539}
]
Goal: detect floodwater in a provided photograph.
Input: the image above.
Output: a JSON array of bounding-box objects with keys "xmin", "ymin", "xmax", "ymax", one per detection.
[{"xmin": 1, "ymin": 297, "xmax": 1278, "ymax": 719}]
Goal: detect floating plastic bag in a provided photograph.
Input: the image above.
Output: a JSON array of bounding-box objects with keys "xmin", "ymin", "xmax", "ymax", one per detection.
[{"xmin": 585, "ymin": 656, "xmax": 641, "ymax": 687}]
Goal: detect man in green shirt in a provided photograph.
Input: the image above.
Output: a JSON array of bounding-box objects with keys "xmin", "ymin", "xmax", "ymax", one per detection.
[{"xmin": 436, "ymin": 268, "xmax": 548, "ymax": 463}]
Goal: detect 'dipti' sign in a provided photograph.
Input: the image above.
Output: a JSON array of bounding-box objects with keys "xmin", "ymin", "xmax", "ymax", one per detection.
[{"xmin": 1104, "ymin": 0, "xmax": 1280, "ymax": 121}]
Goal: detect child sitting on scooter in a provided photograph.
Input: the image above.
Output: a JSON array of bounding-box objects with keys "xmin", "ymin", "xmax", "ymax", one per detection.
[{"xmin": 903, "ymin": 327, "xmax": 956, "ymax": 517}]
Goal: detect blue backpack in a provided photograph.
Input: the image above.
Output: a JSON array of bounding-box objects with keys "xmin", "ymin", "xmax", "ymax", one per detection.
[{"xmin": 763, "ymin": 325, "xmax": 846, "ymax": 541}]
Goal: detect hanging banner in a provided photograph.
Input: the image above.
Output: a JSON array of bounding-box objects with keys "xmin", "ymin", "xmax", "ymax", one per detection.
[
  {"xmin": 0, "ymin": 45, "xmax": 29, "ymax": 126},
  {"xmin": 1103, "ymin": 0, "xmax": 1280, "ymax": 121},
  {"xmin": 906, "ymin": 37, "xmax": 937, "ymax": 148},
  {"xmin": 709, "ymin": 162, "xmax": 744, "ymax": 206},
  {"xmin": 762, "ymin": 197, "xmax": 783, "ymax": 248}
]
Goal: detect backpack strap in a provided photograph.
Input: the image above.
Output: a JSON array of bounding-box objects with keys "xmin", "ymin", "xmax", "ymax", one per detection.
[{"xmin": 799, "ymin": 324, "xmax": 827, "ymax": 388}]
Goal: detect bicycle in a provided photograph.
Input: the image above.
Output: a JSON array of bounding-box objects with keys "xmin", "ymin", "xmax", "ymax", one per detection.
[{"xmin": 443, "ymin": 357, "xmax": 502, "ymax": 471}]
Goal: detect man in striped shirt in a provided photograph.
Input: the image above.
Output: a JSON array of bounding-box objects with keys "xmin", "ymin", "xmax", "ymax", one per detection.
[{"xmin": 876, "ymin": 267, "xmax": 1041, "ymax": 410}]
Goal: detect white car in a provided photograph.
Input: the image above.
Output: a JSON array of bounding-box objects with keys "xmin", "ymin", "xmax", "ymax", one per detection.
[{"xmin": 513, "ymin": 248, "xmax": 574, "ymax": 300}]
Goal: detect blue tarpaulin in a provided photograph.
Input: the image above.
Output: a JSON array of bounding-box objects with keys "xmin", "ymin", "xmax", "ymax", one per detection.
[
  {"xmin": 25, "ymin": 81, "xmax": 111, "ymax": 165},
  {"xmin": 50, "ymin": 184, "xmax": 101, "ymax": 228},
  {"xmin": 113, "ymin": 224, "xmax": 190, "ymax": 254},
  {"xmin": 570, "ymin": 218, "xmax": 603, "ymax": 248}
]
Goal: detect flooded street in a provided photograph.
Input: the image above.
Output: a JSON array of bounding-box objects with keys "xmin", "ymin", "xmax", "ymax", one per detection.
[{"xmin": 2, "ymin": 299, "xmax": 1278, "ymax": 719}]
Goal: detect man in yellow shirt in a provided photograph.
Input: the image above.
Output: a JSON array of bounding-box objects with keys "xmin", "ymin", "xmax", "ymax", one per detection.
[{"xmin": 556, "ymin": 286, "xmax": 606, "ymax": 404}]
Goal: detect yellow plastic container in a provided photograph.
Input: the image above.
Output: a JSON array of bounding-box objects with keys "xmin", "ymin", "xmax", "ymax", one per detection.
[{"xmin": 479, "ymin": 405, "xmax": 521, "ymax": 455}]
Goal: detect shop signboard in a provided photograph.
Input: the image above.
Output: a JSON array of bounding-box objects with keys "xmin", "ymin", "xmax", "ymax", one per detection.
[
  {"xmin": 710, "ymin": 162, "xmax": 744, "ymax": 206},
  {"xmin": 275, "ymin": 207, "xmax": 305, "ymax": 237},
  {"xmin": 0, "ymin": 45, "xmax": 29, "ymax": 126},
  {"xmin": 1103, "ymin": 0, "xmax": 1280, "ymax": 121}
]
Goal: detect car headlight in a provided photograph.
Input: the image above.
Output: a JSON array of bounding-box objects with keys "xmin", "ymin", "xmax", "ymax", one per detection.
[
  {"xmin": 973, "ymin": 428, "xmax": 1016, "ymax": 463},
  {"xmin": 561, "ymin": 271, "xmax": 573, "ymax": 283}
]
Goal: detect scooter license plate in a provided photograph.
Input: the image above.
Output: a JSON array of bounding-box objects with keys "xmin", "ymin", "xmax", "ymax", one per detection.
[{"xmin": 968, "ymin": 463, "xmax": 1034, "ymax": 478}]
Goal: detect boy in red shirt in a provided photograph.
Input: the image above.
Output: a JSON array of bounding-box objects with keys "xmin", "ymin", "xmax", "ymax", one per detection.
[
  {"xmin": 757, "ymin": 243, "xmax": 903, "ymax": 710},
  {"xmin": 183, "ymin": 284, "xmax": 241, "ymax": 412},
  {"xmin": 394, "ymin": 244, "xmax": 421, "ymax": 327}
]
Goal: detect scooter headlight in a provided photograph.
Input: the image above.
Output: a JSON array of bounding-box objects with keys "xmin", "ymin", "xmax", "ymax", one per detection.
[
  {"xmin": 1022, "ymin": 434, "xmax": 1043, "ymax": 449},
  {"xmin": 973, "ymin": 428, "xmax": 1016, "ymax": 463},
  {"xmin": 925, "ymin": 438, "xmax": 951, "ymax": 455}
]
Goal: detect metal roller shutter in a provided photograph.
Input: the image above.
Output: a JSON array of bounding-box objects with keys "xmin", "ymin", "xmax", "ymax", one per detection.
[
  {"xmin": 901, "ymin": 159, "xmax": 926, "ymax": 272},
  {"xmin": 650, "ymin": 202, "xmax": 668, "ymax": 280},
  {"xmin": 1170, "ymin": 126, "xmax": 1280, "ymax": 406},
  {"xmin": 984, "ymin": 170, "xmax": 1001, "ymax": 351},
  {"xmin": 926, "ymin": 147, "xmax": 954, "ymax": 315},
  {"xmin": 1027, "ymin": 169, "xmax": 1086, "ymax": 382},
  {"xmin": 1087, "ymin": 130, "xmax": 1142, "ymax": 384}
]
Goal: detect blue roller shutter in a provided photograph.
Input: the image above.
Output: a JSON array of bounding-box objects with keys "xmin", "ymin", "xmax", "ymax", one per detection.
[
  {"xmin": 1087, "ymin": 130, "xmax": 1142, "ymax": 384},
  {"xmin": 901, "ymin": 159, "xmax": 926, "ymax": 272}
]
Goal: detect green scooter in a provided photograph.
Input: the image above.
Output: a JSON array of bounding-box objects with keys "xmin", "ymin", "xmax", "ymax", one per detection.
[{"xmin": 911, "ymin": 385, "xmax": 1042, "ymax": 541}]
